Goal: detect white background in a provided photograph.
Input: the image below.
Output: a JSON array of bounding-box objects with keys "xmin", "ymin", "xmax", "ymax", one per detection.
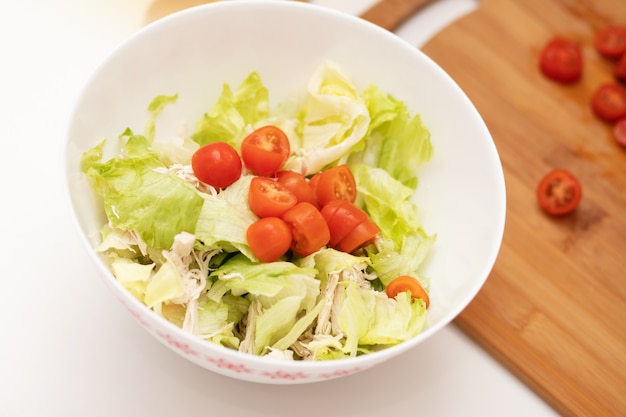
[{"xmin": 0, "ymin": 0, "xmax": 560, "ymax": 416}]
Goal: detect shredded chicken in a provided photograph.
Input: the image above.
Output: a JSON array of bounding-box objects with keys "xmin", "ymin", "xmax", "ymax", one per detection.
[
  {"xmin": 315, "ymin": 264, "xmax": 373, "ymax": 337},
  {"xmin": 153, "ymin": 164, "xmax": 217, "ymax": 195},
  {"xmin": 103, "ymin": 223, "xmax": 149, "ymax": 256},
  {"xmin": 239, "ymin": 301, "xmax": 262, "ymax": 355},
  {"xmin": 315, "ymin": 272, "xmax": 340, "ymax": 335},
  {"xmin": 265, "ymin": 348, "xmax": 295, "ymax": 361},
  {"xmin": 162, "ymin": 232, "xmax": 213, "ymax": 334}
]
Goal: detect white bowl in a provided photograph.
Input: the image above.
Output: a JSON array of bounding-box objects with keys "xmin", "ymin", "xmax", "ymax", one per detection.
[{"xmin": 64, "ymin": 0, "xmax": 505, "ymax": 384}]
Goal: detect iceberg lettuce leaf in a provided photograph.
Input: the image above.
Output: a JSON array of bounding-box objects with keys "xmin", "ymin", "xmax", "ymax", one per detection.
[
  {"xmin": 144, "ymin": 260, "xmax": 185, "ymax": 308},
  {"xmin": 209, "ymin": 254, "xmax": 318, "ymax": 299},
  {"xmin": 191, "ymin": 72, "xmax": 269, "ymax": 147},
  {"xmin": 337, "ymin": 282, "xmax": 428, "ymax": 355},
  {"xmin": 254, "ymin": 295, "xmax": 302, "ymax": 355},
  {"xmin": 194, "ymin": 175, "xmax": 258, "ymax": 257},
  {"xmin": 81, "ymin": 137, "xmax": 204, "ymax": 250},
  {"xmin": 349, "ymin": 85, "xmax": 433, "ymax": 189},
  {"xmin": 145, "ymin": 94, "xmax": 178, "ymax": 142},
  {"xmin": 284, "ymin": 61, "xmax": 370, "ymax": 175},
  {"xmin": 352, "ymin": 164, "xmax": 435, "ymax": 284}
]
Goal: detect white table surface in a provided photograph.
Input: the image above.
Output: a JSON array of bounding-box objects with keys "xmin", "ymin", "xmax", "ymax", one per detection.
[{"xmin": 0, "ymin": 1, "xmax": 561, "ymax": 416}]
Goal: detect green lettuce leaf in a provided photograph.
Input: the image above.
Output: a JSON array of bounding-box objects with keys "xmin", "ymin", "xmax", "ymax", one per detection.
[
  {"xmin": 296, "ymin": 248, "xmax": 370, "ymax": 290},
  {"xmin": 81, "ymin": 133, "xmax": 204, "ymax": 250},
  {"xmin": 254, "ymin": 296, "xmax": 302, "ymax": 355},
  {"xmin": 209, "ymin": 254, "xmax": 319, "ymax": 299},
  {"xmin": 349, "ymin": 85, "xmax": 433, "ymax": 189},
  {"xmin": 209, "ymin": 254, "xmax": 321, "ymax": 355},
  {"xmin": 191, "ymin": 72, "xmax": 269, "ymax": 147},
  {"xmin": 145, "ymin": 94, "xmax": 178, "ymax": 142},
  {"xmin": 110, "ymin": 255, "xmax": 155, "ymax": 301},
  {"xmin": 337, "ymin": 282, "xmax": 428, "ymax": 356},
  {"xmin": 283, "ymin": 61, "xmax": 370, "ymax": 175},
  {"xmin": 196, "ymin": 295, "xmax": 245, "ymax": 350},
  {"xmin": 144, "ymin": 259, "xmax": 185, "ymax": 308},
  {"xmin": 193, "ymin": 175, "xmax": 258, "ymax": 258},
  {"xmin": 352, "ymin": 164, "xmax": 435, "ymax": 284}
]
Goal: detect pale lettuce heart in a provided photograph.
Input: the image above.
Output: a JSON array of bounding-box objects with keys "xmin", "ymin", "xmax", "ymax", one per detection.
[{"xmin": 284, "ymin": 61, "xmax": 371, "ymax": 175}]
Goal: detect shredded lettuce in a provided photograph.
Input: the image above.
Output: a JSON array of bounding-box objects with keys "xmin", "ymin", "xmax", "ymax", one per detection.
[{"xmin": 81, "ymin": 61, "xmax": 435, "ymax": 361}]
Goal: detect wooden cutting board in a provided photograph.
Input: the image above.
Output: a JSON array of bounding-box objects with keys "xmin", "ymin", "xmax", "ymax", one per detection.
[{"xmin": 408, "ymin": 1, "xmax": 626, "ymax": 416}]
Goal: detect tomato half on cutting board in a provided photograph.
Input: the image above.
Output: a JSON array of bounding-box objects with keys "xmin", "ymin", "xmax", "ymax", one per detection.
[
  {"xmin": 613, "ymin": 118, "xmax": 626, "ymax": 148},
  {"xmin": 536, "ymin": 169, "xmax": 582, "ymax": 216},
  {"xmin": 539, "ymin": 37, "xmax": 583, "ymax": 84},
  {"xmin": 615, "ymin": 53, "xmax": 626, "ymax": 82},
  {"xmin": 591, "ymin": 83, "xmax": 626, "ymax": 122},
  {"xmin": 594, "ymin": 25, "xmax": 626, "ymax": 59}
]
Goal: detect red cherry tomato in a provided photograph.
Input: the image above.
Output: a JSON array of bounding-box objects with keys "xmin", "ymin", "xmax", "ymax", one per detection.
[
  {"xmin": 613, "ymin": 117, "xmax": 626, "ymax": 149},
  {"xmin": 337, "ymin": 218, "xmax": 380, "ymax": 253},
  {"xmin": 536, "ymin": 169, "xmax": 582, "ymax": 216},
  {"xmin": 321, "ymin": 200, "xmax": 368, "ymax": 247},
  {"xmin": 241, "ymin": 125, "xmax": 290, "ymax": 175},
  {"xmin": 594, "ymin": 25, "xmax": 626, "ymax": 60},
  {"xmin": 275, "ymin": 170, "xmax": 316, "ymax": 205},
  {"xmin": 308, "ymin": 172, "xmax": 322, "ymax": 203},
  {"xmin": 281, "ymin": 202, "xmax": 330, "ymax": 257},
  {"xmin": 591, "ymin": 83, "xmax": 626, "ymax": 122},
  {"xmin": 248, "ymin": 177, "xmax": 297, "ymax": 218},
  {"xmin": 246, "ymin": 217, "xmax": 292, "ymax": 262},
  {"xmin": 314, "ymin": 165, "xmax": 357, "ymax": 207},
  {"xmin": 539, "ymin": 37, "xmax": 583, "ymax": 84},
  {"xmin": 191, "ymin": 142, "xmax": 242, "ymax": 189},
  {"xmin": 385, "ymin": 275, "xmax": 430, "ymax": 308},
  {"xmin": 615, "ymin": 53, "xmax": 626, "ymax": 82}
]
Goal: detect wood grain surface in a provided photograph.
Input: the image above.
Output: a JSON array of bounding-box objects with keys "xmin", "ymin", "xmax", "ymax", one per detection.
[{"xmin": 412, "ymin": 1, "xmax": 626, "ymax": 416}]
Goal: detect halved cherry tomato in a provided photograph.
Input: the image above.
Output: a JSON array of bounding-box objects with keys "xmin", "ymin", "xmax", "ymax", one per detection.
[
  {"xmin": 248, "ymin": 177, "xmax": 297, "ymax": 218},
  {"xmin": 281, "ymin": 202, "xmax": 330, "ymax": 257},
  {"xmin": 337, "ymin": 218, "xmax": 380, "ymax": 253},
  {"xmin": 591, "ymin": 83, "xmax": 626, "ymax": 122},
  {"xmin": 308, "ymin": 172, "xmax": 322, "ymax": 203},
  {"xmin": 191, "ymin": 142, "xmax": 242, "ymax": 189},
  {"xmin": 321, "ymin": 200, "xmax": 368, "ymax": 247},
  {"xmin": 536, "ymin": 169, "xmax": 582, "ymax": 216},
  {"xmin": 314, "ymin": 165, "xmax": 357, "ymax": 207},
  {"xmin": 241, "ymin": 125, "xmax": 290, "ymax": 175},
  {"xmin": 594, "ymin": 25, "xmax": 626, "ymax": 60},
  {"xmin": 385, "ymin": 275, "xmax": 430, "ymax": 308},
  {"xmin": 539, "ymin": 37, "xmax": 583, "ymax": 84},
  {"xmin": 615, "ymin": 53, "xmax": 626, "ymax": 82},
  {"xmin": 247, "ymin": 217, "xmax": 292, "ymax": 262},
  {"xmin": 275, "ymin": 170, "xmax": 316, "ymax": 205},
  {"xmin": 613, "ymin": 117, "xmax": 626, "ymax": 148}
]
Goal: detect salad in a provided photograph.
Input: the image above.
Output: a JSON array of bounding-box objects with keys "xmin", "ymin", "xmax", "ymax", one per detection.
[{"xmin": 81, "ymin": 61, "xmax": 435, "ymax": 360}]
